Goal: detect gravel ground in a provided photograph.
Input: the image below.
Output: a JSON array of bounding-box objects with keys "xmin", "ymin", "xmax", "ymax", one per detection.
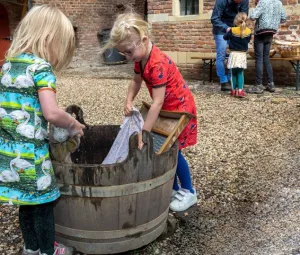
[{"xmin": 1, "ymin": 64, "xmax": 300, "ymax": 255}]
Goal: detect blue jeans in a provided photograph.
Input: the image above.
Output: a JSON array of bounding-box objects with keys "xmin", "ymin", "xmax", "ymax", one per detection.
[{"xmin": 214, "ymin": 34, "xmax": 230, "ymax": 83}]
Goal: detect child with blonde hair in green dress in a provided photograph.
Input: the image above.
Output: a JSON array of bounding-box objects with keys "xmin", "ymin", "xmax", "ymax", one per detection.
[{"xmin": 0, "ymin": 5, "xmax": 85, "ymax": 255}]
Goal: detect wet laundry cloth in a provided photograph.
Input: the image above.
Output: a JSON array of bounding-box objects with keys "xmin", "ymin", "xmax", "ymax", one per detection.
[{"xmin": 102, "ymin": 108, "xmax": 144, "ymax": 164}]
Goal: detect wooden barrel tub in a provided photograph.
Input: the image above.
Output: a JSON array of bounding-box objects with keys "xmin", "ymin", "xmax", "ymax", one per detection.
[{"xmin": 52, "ymin": 123, "xmax": 178, "ymax": 254}]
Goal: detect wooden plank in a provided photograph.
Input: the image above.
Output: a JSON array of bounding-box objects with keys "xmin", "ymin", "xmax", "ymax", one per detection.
[
  {"xmin": 157, "ymin": 115, "xmax": 189, "ymax": 154},
  {"xmin": 158, "ymin": 147, "xmax": 177, "ymax": 215},
  {"xmin": 134, "ymin": 131, "xmax": 153, "ymax": 226},
  {"xmin": 140, "ymin": 102, "xmax": 194, "ymax": 155},
  {"xmin": 159, "ymin": 178, "xmax": 174, "ymax": 215},
  {"xmin": 141, "ymin": 101, "xmax": 195, "ymax": 119},
  {"xmin": 95, "ymin": 165, "xmax": 120, "ymax": 186},
  {"xmin": 152, "ymin": 152, "xmax": 168, "ymax": 178},
  {"xmin": 135, "ymin": 190, "xmax": 152, "ymax": 226},
  {"xmin": 140, "ymin": 105, "xmax": 177, "ymax": 135},
  {"xmin": 61, "ymin": 196, "xmax": 96, "ymax": 231},
  {"xmin": 57, "ymin": 196, "xmax": 119, "ymax": 231},
  {"xmin": 151, "ymin": 127, "xmax": 170, "ymax": 137},
  {"xmin": 147, "ymin": 186, "xmax": 162, "ymax": 222},
  {"xmin": 137, "ymin": 131, "xmax": 154, "ymax": 182},
  {"xmin": 119, "ymin": 133, "xmax": 138, "ymax": 185},
  {"xmin": 118, "ymin": 194, "xmax": 137, "ymax": 229},
  {"xmin": 54, "ymin": 197, "xmax": 71, "ymax": 228},
  {"xmin": 53, "ymin": 162, "xmax": 121, "ymax": 186},
  {"xmin": 89, "ymin": 196, "xmax": 120, "ymax": 231}
]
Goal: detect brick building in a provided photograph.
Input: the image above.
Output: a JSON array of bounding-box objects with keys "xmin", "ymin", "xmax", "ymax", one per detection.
[
  {"xmin": 1, "ymin": 0, "xmax": 299, "ymax": 85},
  {"xmin": 0, "ymin": 0, "xmax": 146, "ymax": 67},
  {"xmin": 148, "ymin": 0, "xmax": 300, "ymax": 85}
]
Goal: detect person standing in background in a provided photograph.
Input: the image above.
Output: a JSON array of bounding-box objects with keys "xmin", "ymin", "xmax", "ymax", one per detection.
[
  {"xmin": 211, "ymin": 0, "xmax": 249, "ymax": 91},
  {"xmin": 247, "ymin": 0, "xmax": 286, "ymax": 94}
]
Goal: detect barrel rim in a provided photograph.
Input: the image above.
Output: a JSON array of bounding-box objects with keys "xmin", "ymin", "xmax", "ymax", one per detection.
[{"xmin": 53, "ymin": 130, "xmax": 178, "ymax": 167}]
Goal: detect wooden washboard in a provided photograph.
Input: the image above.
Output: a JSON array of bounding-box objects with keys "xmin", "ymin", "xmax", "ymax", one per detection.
[{"xmin": 140, "ymin": 101, "xmax": 195, "ymax": 155}]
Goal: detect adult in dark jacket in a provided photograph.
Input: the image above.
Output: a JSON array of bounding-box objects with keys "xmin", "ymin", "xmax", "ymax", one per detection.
[{"xmin": 211, "ymin": 0, "xmax": 249, "ymax": 91}]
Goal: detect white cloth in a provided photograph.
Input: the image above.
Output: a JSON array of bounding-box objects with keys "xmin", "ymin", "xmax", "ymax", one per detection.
[
  {"xmin": 102, "ymin": 108, "xmax": 144, "ymax": 164},
  {"xmin": 227, "ymin": 51, "xmax": 247, "ymax": 69}
]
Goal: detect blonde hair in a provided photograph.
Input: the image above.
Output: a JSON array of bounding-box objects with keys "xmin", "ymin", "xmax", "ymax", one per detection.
[
  {"xmin": 234, "ymin": 12, "xmax": 248, "ymax": 38},
  {"xmin": 102, "ymin": 12, "xmax": 149, "ymax": 52},
  {"xmin": 6, "ymin": 5, "xmax": 75, "ymax": 71}
]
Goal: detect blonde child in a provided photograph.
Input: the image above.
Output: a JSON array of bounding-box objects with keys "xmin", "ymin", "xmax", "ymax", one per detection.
[
  {"xmin": 104, "ymin": 13, "xmax": 198, "ymax": 212},
  {"xmin": 0, "ymin": 5, "xmax": 85, "ymax": 255},
  {"xmin": 223, "ymin": 12, "xmax": 251, "ymax": 97}
]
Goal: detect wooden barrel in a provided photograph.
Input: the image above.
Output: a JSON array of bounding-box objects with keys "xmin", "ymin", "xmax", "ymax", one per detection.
[{"xmin": 52, "ymin": 123, "xmax": 178, "ymax": 254}]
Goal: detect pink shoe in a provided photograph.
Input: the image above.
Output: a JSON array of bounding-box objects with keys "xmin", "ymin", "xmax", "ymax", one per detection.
[
  {"xmin": 40, "ymin": 242, "xmax": 75, "ymax": 255},
  {"xmin": 53, "ymin": 242, "xmax": 75, "ymax": 255},
  {"xmin": 237, "ymin": 90, "xmax": 246, "ymax": 98}
]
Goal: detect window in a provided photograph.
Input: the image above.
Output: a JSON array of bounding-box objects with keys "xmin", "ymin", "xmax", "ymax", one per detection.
[{"xmin": 180, "ymin": 0, "xmax": 199, "ymax": 15}]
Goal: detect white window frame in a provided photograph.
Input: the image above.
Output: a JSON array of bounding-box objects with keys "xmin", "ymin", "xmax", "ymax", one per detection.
[{"xmin": 170, "ymin": 0, "xmax": 211, "ymax": 21}]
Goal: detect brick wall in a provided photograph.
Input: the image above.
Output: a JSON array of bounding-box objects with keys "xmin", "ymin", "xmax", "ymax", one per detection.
[
  {"xmin": 148, "ymin": 0, "xmax": 172, "ymax": 15},
  {"xmin": 152, "ymin": 21, "xmax": 214, "ymax": 52},
  {"xmin": 149, "ymin": 0, "xmax": 300, "ymax": 86},
  {"xmin": 3, "ymin": 0, "xmax": 145, "ymax": 68},
  {"xmin": 32, "ymin": 0, "xmax": 141, "ymax": 67},
  {"xmin": 282, "ymin": 0, "xmax": 299, "ymax": 4}
]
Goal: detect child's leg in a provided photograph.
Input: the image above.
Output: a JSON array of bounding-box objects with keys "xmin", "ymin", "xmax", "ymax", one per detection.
[
  {"xmin": 170, "ymin": 150, "xmax": 197, "ymax": 212},
  {"xmin": 176, "ymin": 150, "xmax": 194, "ymax": 193},
  {"xmin": 19, "ymin": 206, "xmax": 40, "ymax": 251},
  {"xmin": 236, "ymin": 68, "xmax": 244, "ymax": 90},
  {"xmin": 173, "ymin": 174, "xmax": 180, "ymax": 191},
  {"xmin": 230, "ymin": 68, "xmax": 238, "ymax": 90},
  {"xmin": 34, "ymin": 202, "xmax": 55, "ymax": 255}
]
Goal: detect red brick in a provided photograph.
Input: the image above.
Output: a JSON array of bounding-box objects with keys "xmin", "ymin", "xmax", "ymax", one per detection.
[{"xmin": 3, "ymin": 0, "xmax": 146, "ymax": 67}]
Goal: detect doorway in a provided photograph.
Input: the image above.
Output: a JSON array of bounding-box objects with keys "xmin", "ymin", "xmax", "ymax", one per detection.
[{"xmin": 0, "ymin": 4, "xmax": 10, "ymax": 66}]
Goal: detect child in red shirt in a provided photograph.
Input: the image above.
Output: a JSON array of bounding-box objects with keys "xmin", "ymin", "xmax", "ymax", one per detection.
[{"xmin": 104, "ymin": 13, "xmax": 198, "ymax": 212}]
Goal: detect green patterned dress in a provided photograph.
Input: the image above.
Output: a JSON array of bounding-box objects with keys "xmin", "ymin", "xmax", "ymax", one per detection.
[{"xmin": 0, "ymin": 53, "xmax": 60, "ymax": 205}]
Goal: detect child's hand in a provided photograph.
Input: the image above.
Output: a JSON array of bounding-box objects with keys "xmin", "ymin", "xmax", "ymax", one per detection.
[
  {"xmin": 67, "ymin": 119, "xmax": 85, "ymax": 138},
  {"xmin": 138, "ymin": 131, "xmax": 144, "ymax": 150},
  {"xmin": 124, "ymin": 101, "xmax": 133, "ymax": 116}
]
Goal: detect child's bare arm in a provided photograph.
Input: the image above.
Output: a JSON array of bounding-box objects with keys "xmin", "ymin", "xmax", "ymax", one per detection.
[
  {"xmin": 38, "ymin": 90, "xmax": 85, "ymax": 136},
  {"xmin": 124, "ymin": 73, "xmax": 143, "ymax": 115},
  {"xmin": 126, "ymin": 73, "xmax": 142, "ymax": 102},
  {"xmin": 142, "ymin": 86, "xmax": 165, "ymax": 132}
]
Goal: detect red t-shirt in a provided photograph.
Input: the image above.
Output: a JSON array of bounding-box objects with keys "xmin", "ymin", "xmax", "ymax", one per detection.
[{"xmin": 134, "ymin": 45, "xmax": 197, "ymax": 149}]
